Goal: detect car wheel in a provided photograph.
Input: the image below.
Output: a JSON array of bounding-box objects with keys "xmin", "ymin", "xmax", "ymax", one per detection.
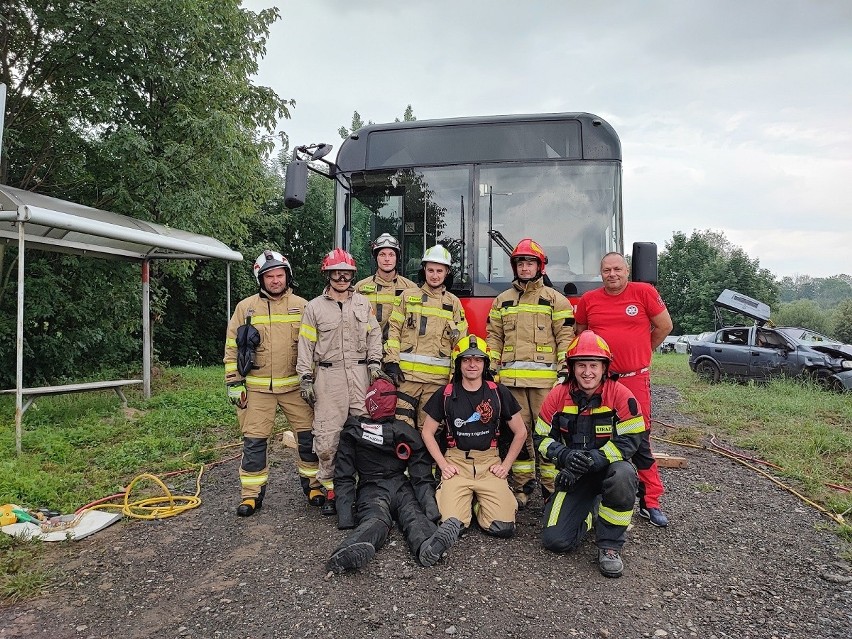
[
  {"xmin": 807, "ymin": 368, "xmax": 834, "ymax": 390},
  {"xmin": 696, "ymin": 359, "xmax": 721, "ymax": 384}
]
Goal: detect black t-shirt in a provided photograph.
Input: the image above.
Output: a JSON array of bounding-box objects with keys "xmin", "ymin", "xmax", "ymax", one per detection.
[{"xmin": 423, "ymin": 381, "xmax": 521, "ymax": 451}]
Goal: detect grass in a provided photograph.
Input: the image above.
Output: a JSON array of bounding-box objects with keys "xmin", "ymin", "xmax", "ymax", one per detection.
[
  {"xmin": 652, "ymin": 352, "xmax": 852, "ymax": 519},
  {"xmin": 0, "ymin": 366, "xmax": 242, "ymax": 603},
  {"xmin": 2, "ymin": 361, "xmax": 850, "ymax": 600}
]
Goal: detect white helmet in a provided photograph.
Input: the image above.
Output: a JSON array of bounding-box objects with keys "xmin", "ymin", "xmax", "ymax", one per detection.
[
  {"xmin": 372, "ymin": 233, "xmax": 401, "ymax": 255},
  {"xmin": 254, "ymin": 250, "xmax": 293, "ymax": 287},
  {"xmin": 421, "ymin": 244, "xmax": 452, "ymax": 267}
]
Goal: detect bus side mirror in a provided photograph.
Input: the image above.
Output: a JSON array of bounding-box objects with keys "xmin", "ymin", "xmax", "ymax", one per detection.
[
  {"xmin": 284, "ymin": 160, "xmax": 308, "ymax": 209},
  {"xmin": 631, "ymin": 242, "xmax": 658, "ymax": 284}
]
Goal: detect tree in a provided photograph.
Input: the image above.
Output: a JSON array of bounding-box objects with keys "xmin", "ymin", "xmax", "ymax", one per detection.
[
  {"xmin": 773, "ymin": 300, "xmax": 831, "ymax": 335},
  {"xmin": 829, "ymin": 299, "xmax": 852, "ymax": 343},
  {"xmin": 657, "ymin": 230, "xmax": 779, "ymax": 334},
  {"xmin": 0, "ymin": 1, "xmax": 291, "ymax": 380},
  {"xmin": 338, "ymin": 105, "xmax": 417, "ymax": 139}
]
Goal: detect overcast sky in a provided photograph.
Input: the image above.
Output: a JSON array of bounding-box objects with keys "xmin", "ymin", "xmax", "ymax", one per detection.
[{"xmin": 244, "ymin": 0, "xmax": 851, "ymax": 279}]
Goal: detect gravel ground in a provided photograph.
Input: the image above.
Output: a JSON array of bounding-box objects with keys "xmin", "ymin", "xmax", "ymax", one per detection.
[{"xmin": 3, "ymin": 385, "xmax": 851, "ymax": 639}]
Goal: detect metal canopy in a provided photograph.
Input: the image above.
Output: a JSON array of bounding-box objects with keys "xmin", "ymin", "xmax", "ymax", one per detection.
[
  {"xmin": 0, "ymin": 184, "xmax": 243, "ymax": 261},
  {"xmin": 0, "ymin": 183, "xmax": 243, "ymax": 455}
]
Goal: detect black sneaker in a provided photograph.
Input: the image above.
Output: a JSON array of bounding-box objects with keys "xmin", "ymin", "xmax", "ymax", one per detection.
[
  {"xmin": 321, "ymin": 498, "xmax": 337, "ymax": 516},
  {"xmin": 598, "ymin": 548, "xmax": 624, "ymax": 578},
  {"xmin": 418, "ymin": 518, "xmax": 463, "ymax": 567},
  {"xmin": 639, "ymin": 506, "xmax": 669, "ymax": 527},
  {"xmin": 326, "ymin": 542, "xmax": 375, "ymax": 574}
]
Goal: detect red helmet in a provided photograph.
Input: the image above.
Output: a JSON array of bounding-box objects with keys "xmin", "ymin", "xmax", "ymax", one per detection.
[
  {"xmin": 565, "ymin": 331, "xmax": 613, "ymax": 363},
  {"xmin": 321, "ymin": 248, "xmax": 357, "ymax": 272},
  {"xmin": 510, "ymin": 239, "xmax": 547, "ymax": 277},
  {"xmin": 365, "ymin": 378, "xmax": 397, "ymax": 420}
]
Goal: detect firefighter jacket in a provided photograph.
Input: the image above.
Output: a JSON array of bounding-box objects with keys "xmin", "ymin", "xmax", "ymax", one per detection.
[
  {"xmin": 487, "ymin": 277, "xmax": 575, "ymax": 388},
  {"xmin": 386, "ymin": 284, "xmax": 468, "ymax": 384},
  {"xmin": 355, "ymin": 272, "xmax": 417, "ymax": 342},
  {"xmin": 533, "ymin": 379, "xmax": 645, "ymax": 471},
  {"xmin": 224, "ymin": 291, "xmax": 306, "ymax": 393},
  {"xmin": 296, "ymin": 289, "xmax": 382, "ymax": 377},
  {"xmin": 334, "ymin": 415, "xmax": 440, "ymax": 529}
]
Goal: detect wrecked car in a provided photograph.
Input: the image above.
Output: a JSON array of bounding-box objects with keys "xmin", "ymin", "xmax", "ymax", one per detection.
[{"xmin": 688, "ymin": 289, "xmax": 852, "ymax": 391}]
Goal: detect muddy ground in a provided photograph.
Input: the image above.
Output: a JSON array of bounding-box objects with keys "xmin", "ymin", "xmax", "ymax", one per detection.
[{"xmin": 2, "ymin": 385, "xmax": 851, "ymax": 639}]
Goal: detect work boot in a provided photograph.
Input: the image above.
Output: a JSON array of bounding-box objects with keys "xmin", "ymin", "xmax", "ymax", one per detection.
[
  {"xmin": 326, "ymin": 542, "xmax": 375, "ymax": 574},
  {"xmin": 598, "ymin": 548, "xmax": 624, "ymax": 578},
  {"xmin": 307, "ymin": 488, "xmax": 326, "ymax": 507},
  {"xmin": 321, "ymin": 490, "xmax": 336, "ymax": 516},
  {"xmin": 418, "ymin": 518, "xmax": 463, "ymax": 567},
  {"xmin": 236, "ymin": 496, "xmax": 262, "ymax": 517},
  {"xmin": 639, "ymin": 506, "xmax": 669, "ymax": 527},
  {"xmin": 514, "ymin": 492, "xmax": 529, "ymax": 510}
]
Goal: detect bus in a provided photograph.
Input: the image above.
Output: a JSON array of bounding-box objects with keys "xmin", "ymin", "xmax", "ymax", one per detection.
[{"xmin": 285, "ymin": 112, "xmax": 651, "ymax": 335}]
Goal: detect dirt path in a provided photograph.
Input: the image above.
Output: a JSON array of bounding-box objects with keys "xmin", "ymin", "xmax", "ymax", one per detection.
[{"xmin": 3, "ymin": 386, "xmax": 851, "ymax": 639}]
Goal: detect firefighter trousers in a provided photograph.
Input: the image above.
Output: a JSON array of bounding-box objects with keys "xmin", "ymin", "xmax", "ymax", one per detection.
[
  {"xmin": 436, "ymin": 448, "xmax": 517, "ymax": 534},
  {"xmin": 541, "ymin": 460, "xmax": 637, "ymax": 552},
  {"xmin": 616, "ymin": 372, "xmax": 665, "ymax": 508},
  {"xmin": 313, "ymin": 363, "xmax": 370, "ymax": 490},
  {"xmin": 395, "ymin": 380, "xmax": 443, "ymax": 431},
  {"xmin": 238, "ymin": 388, "xmax": 316, "ymax": 500},
  {"xmin": 506, "ymin": 386, "xmax": 554, "ymax": 493},
  {"xmin": 332, "ymin": 480, "xmax": 438, "ymax": 559}
]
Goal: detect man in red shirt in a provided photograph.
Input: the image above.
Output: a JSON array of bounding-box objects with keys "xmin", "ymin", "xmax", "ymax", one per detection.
[{"xmin": 573, "ymin": 252, "xmax": 673, "ymax": 527}]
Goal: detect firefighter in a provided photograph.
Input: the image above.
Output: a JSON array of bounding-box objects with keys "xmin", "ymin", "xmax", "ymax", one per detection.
[
  {"xmin": 486, "ymin": 238, "xmax": 575, "ymax": 508},
  {"xmin": 354, "ymin": 233, "xmax": 417, "ymax": 347},
  {"xmin": 533, "ymin": 331, "xmax": 645, "ymax": 578},
  {"xmin": 420, "ymin": 335, "xmax": 527, "ymax": 537},
  {"xmin": 326, "ymin": 378, "xmax": 463, "ymax": 573},
  {"xmin": 574, "ymin": 252, "xmax": 674, "ymax": 527},
  {"xmin": 384, "ymin": 244, "xmax": 468, "ymax": 429},
  {"xmin": 297, "ymin": 248, "xmax": 384, "ymax": 516},
  {"xmin": 224, "ymin": 250, "xmax": 319, "ymax": 516}
]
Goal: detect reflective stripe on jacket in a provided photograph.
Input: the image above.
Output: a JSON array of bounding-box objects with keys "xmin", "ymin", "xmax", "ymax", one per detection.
[
  {"xmin": 296, "ymin": 289, "xmax": 382, "ymax": 378},
  {"xmin": 487, "ymin": 278, "xmax": 575, "ymax": 388},
  {"xmin": 224, "ymin": 291, "xmax": 306, "ymax": 392},
  {"xmin": 355, "ymin": 273, "xmax": 417, "ymax": 342},
  {"xmin": 385, "ymin": 284, "xmax": 468, "ymax": 384}
]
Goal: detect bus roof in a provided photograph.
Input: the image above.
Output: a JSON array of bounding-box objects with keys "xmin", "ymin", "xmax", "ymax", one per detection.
[{"xmin": 335, "ymin": 112, "xmax": 620, "ymax": 174}]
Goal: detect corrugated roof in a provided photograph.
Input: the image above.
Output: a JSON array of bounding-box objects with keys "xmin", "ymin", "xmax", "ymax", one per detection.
[{"xmin": 0, "ymin": 184, "xmax": 242, "ymax": 262}]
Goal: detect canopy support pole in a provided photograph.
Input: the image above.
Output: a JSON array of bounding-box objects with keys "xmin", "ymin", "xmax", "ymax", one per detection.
[
  {"xmin": 142, "ymin": 259, "xmax": 151, "ymax": 399},
  {"xmin": 15, "ymin": 221, "xmax": 25, "ymax": 455}
]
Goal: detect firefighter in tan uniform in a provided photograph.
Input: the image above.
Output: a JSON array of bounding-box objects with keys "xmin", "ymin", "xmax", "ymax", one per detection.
[
  {"xmin": 486, "ymin": 239, "xmax": 575, "ymax": 506},
  {"xmin": 224, "ymin": 250, "xmax": 318, "ymax": 517},
  {"xmin": 354, "ymin": 233, "xmax": 417, "ymax": 347},
  {"xmin": 297, "ymin": 248, "xmax": 384, "ymax": 516},
  {"xmin": 383, "ymin": 245, "xmax": 468, "ymax": 430}
]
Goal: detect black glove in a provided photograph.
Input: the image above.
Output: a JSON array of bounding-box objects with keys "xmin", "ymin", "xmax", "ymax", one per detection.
[
  {"xmin": 555, "ymin": 370, "xmax": 569, "ymax": 385},
  {"xmin": 554, "ymin": 468, "xmax": 579, "ymax": 492},
  {"xmin": 557, "ymin": 448, "xmax": 595, "ymax": 474},
  {"xmin": 383, "ymin": 362, "xmax": 405, "ymax": 387}
]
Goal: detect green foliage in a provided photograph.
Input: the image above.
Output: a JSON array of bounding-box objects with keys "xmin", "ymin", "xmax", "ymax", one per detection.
[
  {"xmin": 779, "ymin": 274, "xmax": 852, "ymax": 307},
  {"xmin": 0, "ymin": 366, "xmax": 239, "ymax": 513},
  {"xmin": 338, "ymin": 105, "xmax": 417, "ymax": 139},
  {"xmin": 0, "ymin": 253, "xmax": 141, "ymax": 387},
  {"xmin": 658, "ymin": 230, "xmax": 779, "ymax": 334},
  {"xmin": 0, "ymin": 1, "xmax": 291, "ymax": 380},
  {"xmin": 773, "ymin": 300, "xmax": 831, "ymax": 335},
  {"xmin": 652, "ymin": 353, "xmax": 852, "ymax": 522},
  {"xmin": 829, "ymin": 300, "xmax": 852, "ymax": 344},
  {"xmin": 0, "ymin": 535, "xmax": 48, "ymax": 603}
]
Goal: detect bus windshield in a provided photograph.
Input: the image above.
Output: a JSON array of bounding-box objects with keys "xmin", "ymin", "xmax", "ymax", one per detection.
[{"xmin": 339, "ymin": 161, "xmax": 620, "ymax": 296}]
